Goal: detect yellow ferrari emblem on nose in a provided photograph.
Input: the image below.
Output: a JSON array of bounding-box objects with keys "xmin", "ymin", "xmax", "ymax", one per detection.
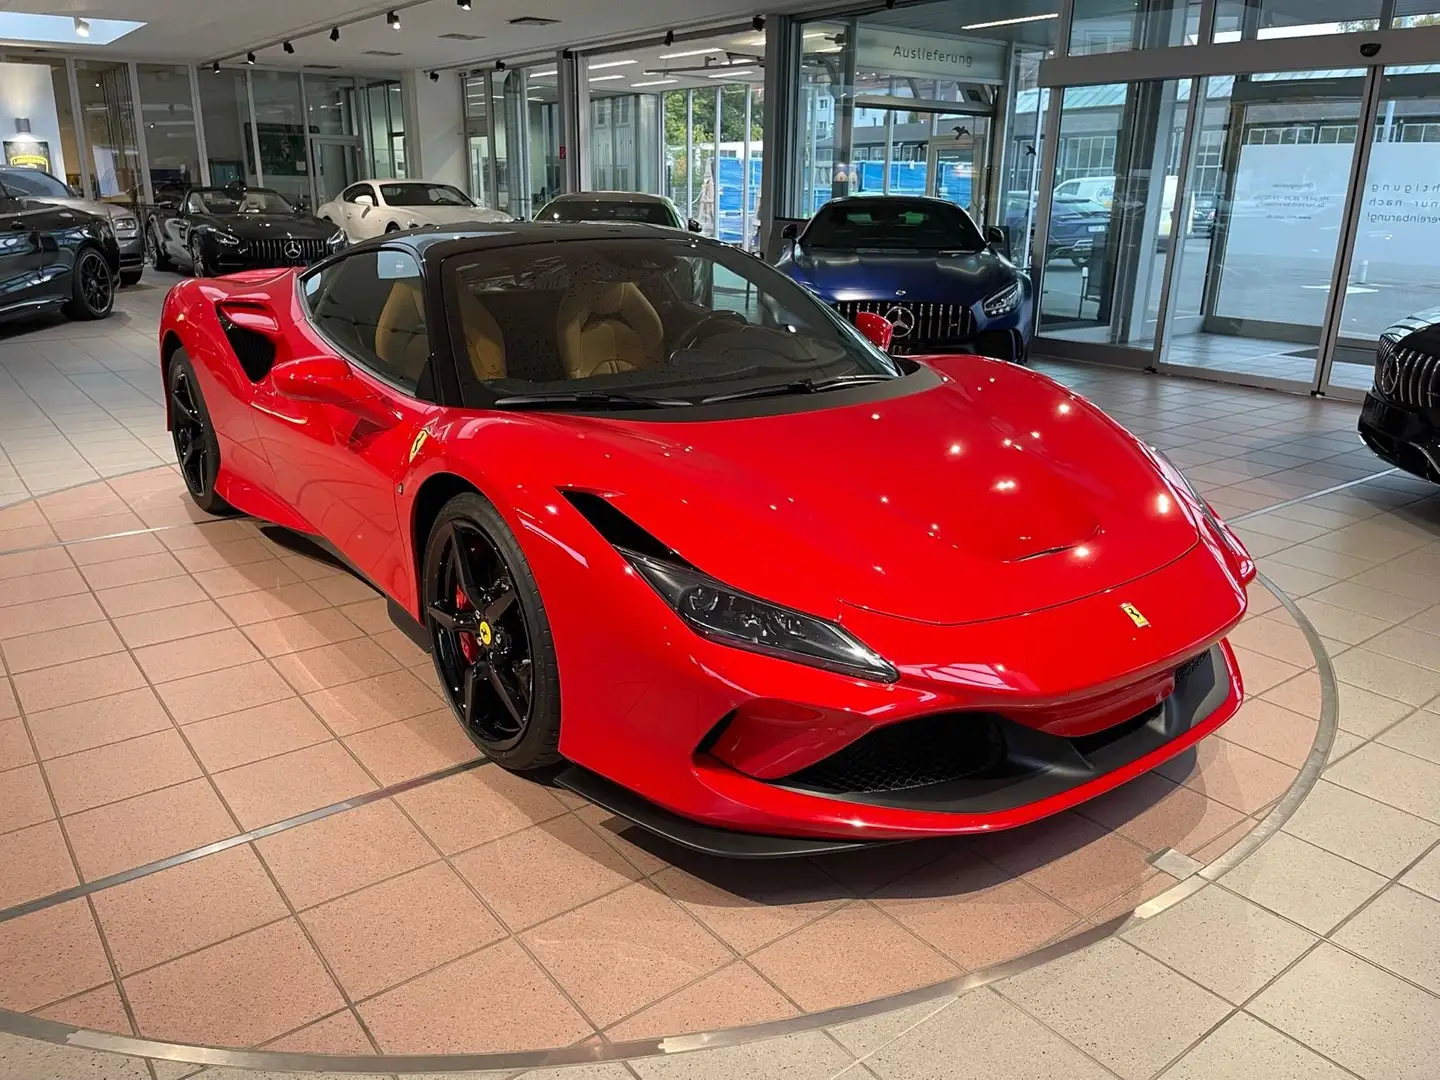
[
  {"xmin": 477, "ymin": 621, "xmax": 493, "ymax": 647},
  {"xmin": 1121, "ymin": 603, "xmax": 1150, "ymax": 629}
]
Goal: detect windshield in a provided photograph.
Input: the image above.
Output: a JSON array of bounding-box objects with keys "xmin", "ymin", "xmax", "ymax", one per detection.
[
  {"xmin": 1, "ymin": 169, "xmax": 74, "ymax": 198},
  {"xmin": 802, "ymin": 199, "xmax": 985, "ymax": 252},
  {"xmin": 538, "ymin": 199, "xmax": 678, "ymax": 228},
  {"xmin": 449, "ymin": 237, "xmax": 900, "ymax": 409},
  {"xmin": 192, "ymin": 188, "xmax": 295, "ymax": 214},
  {"xmin": 381, "ymin": 182, "xmax": 473, "ymax": 208}
]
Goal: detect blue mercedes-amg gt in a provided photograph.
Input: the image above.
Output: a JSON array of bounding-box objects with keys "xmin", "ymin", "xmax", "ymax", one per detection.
[{"xmin": 777, "ymin": 195, "xmax": 1032, "ymax": 362}]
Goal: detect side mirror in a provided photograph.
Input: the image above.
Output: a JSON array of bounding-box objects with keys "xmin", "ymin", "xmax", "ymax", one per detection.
[
  {"xmin": 854, "ymin": 312, "xmax": 893, "ymax": 352},
  {"xmin": 687, "ymin": 218, "xmax": 702, "ymax": 233},
  {"xmin": 271, "ymin": 356, "xmax": 398, "ymax": 426},
  {"xmin": 353, "ymin": 193, "xmax": 374, "ymax": 208},
  {"xmin": 985, "ymin": 225, "xmax": 1006, "ymax": 248},
  {"xmin": 781, "ymin": 223, "xmax": 799, "ymax": 240}
]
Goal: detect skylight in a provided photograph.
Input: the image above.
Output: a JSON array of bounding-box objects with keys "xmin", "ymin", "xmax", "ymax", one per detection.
[{"xmin": 0, "ymin": 11, "xmax": 144, "ymax": 46}]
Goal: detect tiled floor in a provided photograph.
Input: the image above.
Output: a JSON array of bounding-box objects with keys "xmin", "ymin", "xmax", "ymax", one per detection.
[{"xmin": 0, "ymin": 288, "xmax": 1437, "ymax": 1079}]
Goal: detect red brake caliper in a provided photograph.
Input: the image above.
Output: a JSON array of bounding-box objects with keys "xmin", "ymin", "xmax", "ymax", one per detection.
[{"xmin": 456, "ymin": 583, "xmax": 480, "ymax": 663}]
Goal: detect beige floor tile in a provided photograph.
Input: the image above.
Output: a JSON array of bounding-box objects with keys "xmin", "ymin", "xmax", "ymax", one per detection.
[
  {"xmin": 1125, "ymin": 885, "xmax": 1316, "ymax": 1004},
  {"xmin": 0, "ymin": 819, "xmax": 79, "ymax": 908},
  {"xmin": 1309, "ymin": 579, "xmax": 1431, "ymax": 622},
  {"xmin": 1401, "ymin": 846, "xmax": 1440, "ymax": 902},
  {"xmin": 0, "ymin": 899, "xmax": 112, "ymax": 1012},
  {"xmin": 92, "ymin": 845, "xmax": 289, "ymax": 975},
  {"xmin": 0, "ymin": 762, "xmax": 56, "ymax": 836},
  {"xmin": 1336, "ymin": 682, "xmax": 1420, "ymax": 738},
  {"xmin": 341, "ymin": 709, "xmax": 478, "ymax": 786},
  {"xmin": 1293, "ymin": 598, "xmax": 1393, "ymax": 646},
  {"xmin": 95, "ymin": 574, "xmax": 209, "ymax": 618},
  {"xmin": 132, "ymin": 627, "xmax": 263, "ymax": 683},
  {"xmin": 628, "ymin": 1031, "xmax": 857, "ymax": 1080},
  {"xmin": 1335, "ymin": 649, "xmax": 1440, "ymax": 707},
  {"xmin": 393, "ymin": 766, "xmax": 568, "ymax": 855},
  {"xmin": 212, "ymin": 740, "xmax": 375, "ymax": 829},
  {"xmin": 1327, "ymin": 742, "xmax": 1440, "ymax": 823},
  {"xmin": 43, "ymin": 728, "xmax": 200, "ymax": 814},
  {"xmin": 0, "ymin": 715, "xmax": 33, "ymax": 772},
  {"xmin": 1, "ymin": 619, "xmax": 123, "ymax": 675},
  {"xmin": 214, "ymin": 581, "xmax": 331, "ymax": 626},
  {"xmin": 113, "ymin": 600, "xmax": 234, "ymax": 649},
  {"xmin": 998, "ymin": 937, "xmax": 1230, "ymax": 1080},
  {"xmin": 1223, "ymin": 831, "xmax": 1386, "ymax": 934},
  {"xmin": 606, "ymin": 961, "xmax": 798, "ymax": 1041},
  {"xmin": 866, "ymin": 989, "xmax": 1113, "ymax": 1080},
  {"xmin": 64, "ymin": 778, "xmax": 238, "ymax": 881},
  {"xmin": 304, "ymin": 669, "xmax": 446, "ymax": 737},
  {"xmin": 1377, "ymin": 710, "xmax": 1440, "ymax": 765},
  {"xmin": 192, "ymin": 559, "xmax": 302, "ymax": 600},
  {"xmin": 12, "ymin": 651, "xmax": 146, "ymax": 713},
  {"xmin": 241, "ymin": 608, "xmax": 367, "ymax": 658},
  {"xmin": 78, "ymin": 551, "xmax": 185, "ymax": 592},
  {"xmin": 0, "ymin": 591, "xmax": 104, "ymax": 641},
  {"xmin": 155, "ymin": 660, "xmax": 295, "ymax": 724},
  {"xmin": 1250, "ymin": 944, "xmax": 1440, "ymax": 1080},
  {"xmin": 1285, "ymin": 779, "xmax": 1440, "ymax": 876},
  {"xmin": 269, "ymin": 638, "xmax": 401, "ymax": 694},
  {"xmin": 1160, "ymin": 1011, "xmax": 1353, "ymax": 1080},
  {"xmin": 1364, "ymin": 625, "xmax": 1440, "ymax": 674},
  {"xmin": 1332, "ymin": 884, "xmax": 1440, "ymax": 994},
  {"xmin": 182, "ymin": 698, "xmax": 333, "ymax": 773}
]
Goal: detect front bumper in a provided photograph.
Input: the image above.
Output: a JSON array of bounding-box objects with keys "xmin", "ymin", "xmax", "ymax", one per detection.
[
  {"xmin": 830, "ymin": 293, "xmax": 1033, "ymax": 362},
  {"xmin": 116, "ymin": 234, "xmax": 143, "ymax": 271},
  {"xmin": 1359, "ymin": 393, "xmax": 1440, "ymax": 483}
]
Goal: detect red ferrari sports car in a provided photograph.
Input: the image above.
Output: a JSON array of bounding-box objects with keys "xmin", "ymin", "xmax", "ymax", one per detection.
[{"xmin": 158, "ymin": 223, "xmax": 1256, "ymax": 856}]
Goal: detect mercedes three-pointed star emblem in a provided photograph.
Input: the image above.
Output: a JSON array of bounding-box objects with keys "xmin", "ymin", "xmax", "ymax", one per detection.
[
  {"xmin": 883, "ymin": 304, "xmax": 916, "ymax": 338},
  {"xmin": 283, "ymin": 240, "xmax": 303, "ymax": 261}
]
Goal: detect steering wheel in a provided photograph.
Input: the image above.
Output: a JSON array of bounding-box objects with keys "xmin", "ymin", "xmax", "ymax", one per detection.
[{"xmin": 673, "ymin": 310, "xmax": 748, "ymax": 353}]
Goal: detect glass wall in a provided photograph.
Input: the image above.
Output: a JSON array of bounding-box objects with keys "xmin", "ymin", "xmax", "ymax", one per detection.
[
  {"xmin": 74, "ymin": 59, "xmax": 143, "ymax": 205},
  {"xmin": 463, "ymin": 72, "xmax": 494, "ymax": 207},
  {"xmin": 196, "ymin": 68, "xmax": 252, "ymax": 189},
  {"xmin": 248, "ymin": 70, "xmax": 308, "ymax": 207},
  {"xmin": 463, "ymin": 64, "xmax": 560, "ymax": 219},
  {"xmin": 136, "ymin": 64, "xmax": 201, "ymax": 193},
  {"xmin": 361, "ymin": 79, "xmax": 405, "ymax": 179}
]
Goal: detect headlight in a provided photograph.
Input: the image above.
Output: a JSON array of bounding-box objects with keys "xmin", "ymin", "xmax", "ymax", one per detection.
[
  {"xmin": 212, "ymin": 231, "xmax": 241, "ymax": 246},
  {"xmin": 327, "ymin": 230, "xmax": 347, "ymax": 249},
  {"xmin": 112, "ymin": 215, "xmax": 138, "ymax": 235},
  {"xmin": 625, "ymin": 550, "xmax": 898, "ymax": 683},
  {"xmin": 982, "ymin": 281, "xmax": 1022, "ymax": 317}
]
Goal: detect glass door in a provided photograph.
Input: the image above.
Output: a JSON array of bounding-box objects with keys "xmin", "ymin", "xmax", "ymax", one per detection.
[
  {"xmin": 1157, "ymin": 71, "xmax": 1365, "ymax": 389},
  {"xmin": 309, "ymin": 139, "xmax": 362, "ymax": 207},
  {"xmin": 926, "ymin": 118, "xmax": 989, "ymax": 223},
  {"xmin": 1325, "ymin": 65, "xmax": 1440, "ymax": 397}
]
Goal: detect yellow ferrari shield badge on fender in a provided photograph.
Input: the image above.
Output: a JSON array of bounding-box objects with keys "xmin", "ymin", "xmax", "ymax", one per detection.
[
  {"xmin": 408, "ymin": 428, "xmax": 429, "ymax": 464},
  {"xmin": 1121, "ymin": 603, "xmax": 1150, "ymax": 629}
]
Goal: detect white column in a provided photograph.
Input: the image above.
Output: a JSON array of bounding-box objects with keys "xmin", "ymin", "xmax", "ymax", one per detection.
[{"xmin": 401, "ymin": 69, "xmax": 466, "ymax": 188}]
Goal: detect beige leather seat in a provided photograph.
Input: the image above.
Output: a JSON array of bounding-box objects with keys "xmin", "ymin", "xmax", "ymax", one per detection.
[
  {"xmin": 375, "ymin": 280, "xmax": 508, "ymax": 386},
  {"xmin": 556, "ymin": 282, "xmax": 664, "ymax": 379}
]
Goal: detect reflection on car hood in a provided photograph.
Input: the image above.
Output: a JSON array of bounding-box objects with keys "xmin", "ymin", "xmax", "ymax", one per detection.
[
  {"xmin": 205, "ymin": 214, "xmax": 337, "ymax": 240},
  {"xmin": 501, "ymin": 357, "xmax": 1200, "ymax": 626},
  {"xmin": 781, "ymin": 247, "xmax": 1017, "ymax": 303},
  {"xmin": 23, "ymin": 195, "xmax": 131, "ymax": 223}
]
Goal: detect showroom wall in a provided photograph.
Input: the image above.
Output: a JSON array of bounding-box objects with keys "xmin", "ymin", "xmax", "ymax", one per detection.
[
  {"xmin": 402, "ymin": 69, "xmax": 465, "ymax": 189},
  {"xmin": 0, "ymin": 61, "xmax": 67, "ymax": 178}
]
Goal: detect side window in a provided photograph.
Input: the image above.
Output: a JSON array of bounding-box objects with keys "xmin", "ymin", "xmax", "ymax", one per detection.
[
  {"xmin": 302, "ymin": 249, "xmax": 429, "ymax": 395},
  {"xmin": 340, "ymin": 184, "xmax": 365, "ymax": 202}
]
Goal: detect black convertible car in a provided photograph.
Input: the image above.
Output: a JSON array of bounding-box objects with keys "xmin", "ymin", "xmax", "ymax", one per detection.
[
  {"xmin": 0, "ymin": 189, "xmax": 118, "ymax": 324},
  {"xmin": 1360, "ymin": 309, "xmax": 1440, "ymax": 483},
  {"xmin": 148, "ymin": 184, "xmax": 345, "ymax": 276}
]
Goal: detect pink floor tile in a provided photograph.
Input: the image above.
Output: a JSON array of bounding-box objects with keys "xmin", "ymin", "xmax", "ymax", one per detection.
[
  {"xmin": 155, "ymin": 660, "xmax": 296, "ymax": 725},
  {"xmin": 215, "ymin": 582, "xmax": 331, "ymax": 627},
  {"xmin": 43, "ymin": 729, "xmax": 201, "ymax": 815},
  {"xmin": 0, "ymin": 716, "xmax": 34, "ymax": 771},
  {"xmin": 303, "ymin": 669, "xmax": 446, "ymax": 738},
  {"xmin": 123, "ymin": 919, "xmax": 344, "ymax": 1047},
  {"xmin": 270, "ymin": 638, "xmax": 401, "ymax": 694},
  {"xmin": 112, "ymin": 601, "xmax": 234, "ymax": 650},
  {"xmin": 301, "ymin": 862, "xmax": 505, "ymax": 1000},
  {"xmin": 254, "ymin": 799, "xmax": 435, "ymax": 910},
  {"xmin": 1158, "ymin": 735, "xmax": 1300, "ymax": 815},
  {"xmin": 1218, "ymin": 698, "xmax": 1320, "ymax": 768},
  {"xmin": 34, "ymin": 982, "xmax": 132, "ymax": 1034},
  {"xmin": 25, "ymin": 688, "xmax": 174, "ymax": 760},
  {"xmin": 131, "ymin": 628, "xmax": 263, "ymax": 684},
  {"xmin": 749, "ymin": 900, "xmax": 959, "ymax": 1012},
  {"xmin": 0, "ymin": 619, "xmax": 123, "ymax": 675},
  {"xmin": 0, "ymin": 820, "xmax": 78, "ymax": 908},
  {"xmin": 182, "ymin": 698, "xmax": 333, "ymax": 773},
  {"xmin": 92, "ymin": 845, "xmax": 290, "ymax": 975},
  {"xmin": 521, "ymin": 880, "xmax": 736, "ymax": 1028},
  {"xmin": 12, "ymin": 652, "xmax": 146, "ymax": 713},
  {"xmin": 359, "ymin": 939, "xmax": 592, "ymax": 1053},
  {"xmin": 211, "ymin": 740, "xmax": 375, "ymax": 829},
  {"xmin": 0, "ymin": 591, "xmax": 104, "ymax": 641},
  {"xmin": 0, "ymin": 763, "xmax": 55, "ymax": 836},
  {"xmin": 1078, "ymin": 771, "xmax": 1248, "ymax": 856},
  {"xmin": 96, "ymin": 575, "xmax": 208, "ymax": 619},
  {"xmin": 64, "ymin": 778, "xmax": 238, "ymax": 881},
  {"xmin": 452, "ymin": 814, "xmax": 640, "ymax": 932},
  {"xmin": 241, "ymin": 609, "xmax": 367, "ymax": 658},
  {"xmin": 606, "ymin": 961, "xmax": 797, "ymax": 1041},
  {"xmin": 0, "ymin": 899, "xmax": 112, "ymax": 1012},
  {"xmin": 341, "ymin": 709, "xmax": 478, "ymax": 786},
  {"xmin": 393, "ymin": 765, "xmax": 568, "ymax": 855},
  {"xmin": 262, "ymin": 1008, "xmax": 376, "ymax": 1054}
]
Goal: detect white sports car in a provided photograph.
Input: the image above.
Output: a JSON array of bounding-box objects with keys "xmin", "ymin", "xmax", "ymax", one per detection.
[{"xmin": 316, "ymin": 179, "xmax": 511, "ymax": 242}]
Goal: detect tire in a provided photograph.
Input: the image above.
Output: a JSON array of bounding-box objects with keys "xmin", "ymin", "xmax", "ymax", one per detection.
[
  {"xmin": 62, "ymin": 246, "xmax": 115, "ymax": 321},
  {"xmin": 166, "ymin": 351, "xmax": 233, "ymax": 515},
  {"xmin": 119, "ymin": 269, "xmax": 143, "ymax": 287},
  {"xmin": 385, "ymin": 222, "xmax": 401, "ymax": 233},
  {"xmin": 188, "ymin": 236, "xmax": 212, "ymax": 278},
  {"xmin": 149, "ymin": 227, "xmax": 173, "ymax": 271},
  {"xmin": 423, "ymin": 492, "xmax": 561, "ymax": 771}
]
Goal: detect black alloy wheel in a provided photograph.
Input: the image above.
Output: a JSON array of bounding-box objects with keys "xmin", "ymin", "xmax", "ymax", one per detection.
[
  {"xmin": 63, "ymin": 248, "xmax": 114, "ymax": 320},
  {"xmin": 149, "ymin": 227, "xmax": 172, "ymax": 271},
  {"xmin": 167, "ymin": 352, "xmax": 231, "ymax": 514},
  {"xmin": 424, "ymin": 494, "xmax": 561, "ymax": 770},
  {"xmin": 189, "ymin": 235, "xmax": 212, "ymax": 278}
]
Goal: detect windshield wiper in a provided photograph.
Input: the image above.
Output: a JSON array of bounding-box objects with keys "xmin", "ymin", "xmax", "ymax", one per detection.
[
  {"xmin": 491, "ymin": 390, "xmax": 692, "ymax": 410},
  {"xmin": 701, "ymin": 373, "xmax": 892, "ymax": 405}
]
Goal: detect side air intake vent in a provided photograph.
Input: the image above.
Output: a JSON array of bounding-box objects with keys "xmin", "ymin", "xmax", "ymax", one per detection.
[
  {"xmin": 218, "ymin": 312, "xmax": 276, "ymax": 382},
  {"xmin": 560, "ymin": 490, "xmax": 689, "ymax": 565}
]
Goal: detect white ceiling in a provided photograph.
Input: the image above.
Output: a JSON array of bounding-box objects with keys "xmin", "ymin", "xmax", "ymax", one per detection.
[{"xmin": 5, "ymin": 0, "xmax": 816, "ymax": 71}]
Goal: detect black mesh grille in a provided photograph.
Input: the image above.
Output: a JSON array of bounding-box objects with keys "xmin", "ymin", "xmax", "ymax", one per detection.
[
  {"xmin": 832, "ymin": 300, "xmax": 975, "ymax": 354},
  {"xmin": 247, "ymin": 237, "xmax": 327, "ymax": 267},
  {"xmin": 784, "ymin": 712, "xmax": 1007, "ymax": 794},
  {"xmin": 1376, "ymin": 337, "xmax": 1440, "ymax": 409}
]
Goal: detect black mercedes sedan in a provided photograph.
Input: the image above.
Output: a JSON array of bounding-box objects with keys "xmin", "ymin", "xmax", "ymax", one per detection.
[
  {"xmin": 1359, "ymin": 309, "xmax": 1440, "ymax": 484},
  {"xmin": 148, "ymin": 184, "xmax": 346, "ymax": 276},
  {"xmin": 0, "ymin": 189, "xmax": 118, "ymax": 325}
]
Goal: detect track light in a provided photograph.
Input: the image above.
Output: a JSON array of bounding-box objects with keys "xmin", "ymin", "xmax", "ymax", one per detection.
[
  {"xmin": 752, "ymin": 15, "xmax": 765, "ymax": 30},
  {"xmin": 212, "ymin": 60, "xmax": 221, "ymax": 74},
  {"xmin": 664, "ymin": 30, "xmax": 674, "ymax": 46},
  {"xmin": 428, "ymin": 70, "xmax": 439, "ymax": 82},
  {"xmin": 282, "ymin": 40, "xmax": 294, "ymax": 54},
  {"xmin": 495, "ymin": 59, "xmax": 506, "ymax": 70},
  {"xmin": 387, "ymin": 10, "xmax": 401, "ymax": 30},
  {"xmin": 330, "ymin": 25, "xmax": 340, "ymax": 41},
  {"xmin": 73, "ymin": 16, "xmax": 90, "ymax": 38},
  {"xmin": 245, "ymin": 52, "xmax": 256, "ymax": 65},
  {"xmin": 457, "ymin": 0, "xmax": 471, "ymax": 7}
]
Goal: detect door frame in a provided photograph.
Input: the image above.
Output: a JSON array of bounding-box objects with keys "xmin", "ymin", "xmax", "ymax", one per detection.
[
  {"xmin": 309, "ymin": 136, "xmax": 364, "ymax": 210},
  {"xmin": 925, "ymin": 129, "xmax": 989, "ymax": 223}
]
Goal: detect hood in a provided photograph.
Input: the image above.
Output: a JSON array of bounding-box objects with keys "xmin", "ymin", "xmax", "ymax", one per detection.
[
  {"xmin": 208, "ymin": 214, "xmax": 338, "ymax": 240},
  {"xmin": 783, "ymin": 247, "xmax": 1015, "ymax": 303},
  {"xmin": 20, "ymin": 194, "xmax": 135, "ymax": 224},
  {"xmin": 515, "ymin": 359, "xmax": 1200, "ymax": 626},
  {"xmin": 401, "ymin": 205, "xmax": 512, "ymax": 225}
]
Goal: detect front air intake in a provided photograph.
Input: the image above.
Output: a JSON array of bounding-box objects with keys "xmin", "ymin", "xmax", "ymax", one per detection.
[{"xmin": 218, "ymin": 312, "xmax": 275, "ymax": 382}]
